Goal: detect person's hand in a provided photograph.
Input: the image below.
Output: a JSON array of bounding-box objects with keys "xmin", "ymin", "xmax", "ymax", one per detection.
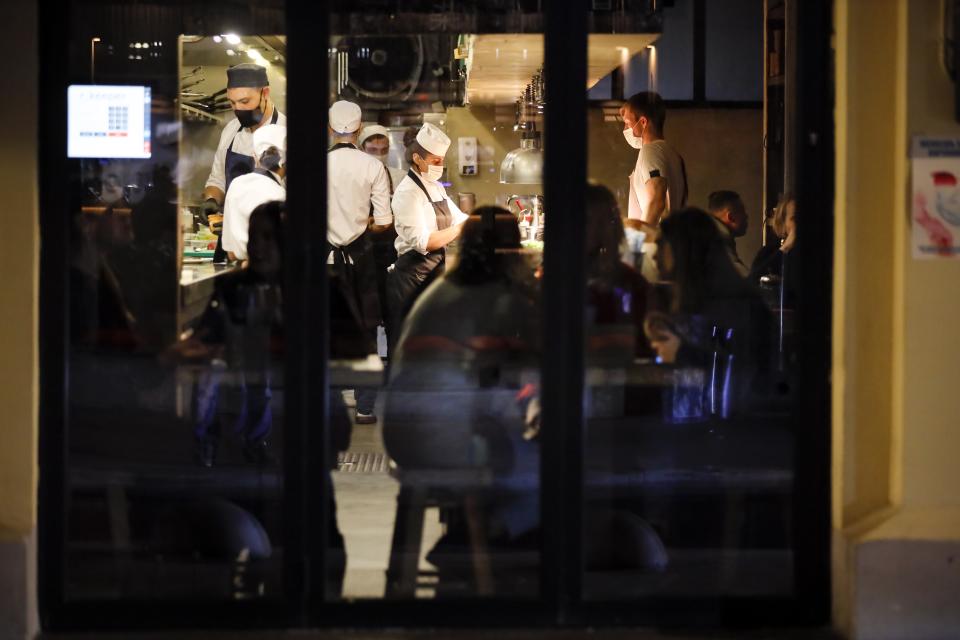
[
  {"xmin": 780, "ymin": 227, "xmax": 796, "ymax": 253},
  {"xmin": 207, "ymin": 213, "xmax": 223, "ymax": 235},
  {"xmin": 199, "ymin": 198, "xmax": 220, "ymax": 225}
]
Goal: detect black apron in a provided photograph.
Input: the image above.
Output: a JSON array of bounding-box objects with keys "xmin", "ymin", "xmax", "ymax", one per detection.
[
  {"xmin": 370, "ymin": 166, "xmax": 399, "ymax": 316},
  {"xmin": 326, "ymin": 143, "xmax": 383, "ymax": 332},
  {"xmin": 213, "ymin": 109, "xmax": 281, "ymax": 263},
  {"xmin": 385, "ymin": 170, "xmax": 454, "ymax": 353}
]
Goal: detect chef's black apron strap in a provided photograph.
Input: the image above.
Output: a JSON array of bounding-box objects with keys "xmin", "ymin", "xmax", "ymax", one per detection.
[
  {"xmin": 407, "ymin": 169, "xmax": 453, "ymax": 231},
  {"xmin": 252, "ymin": 168, "xmax": 282, "ymax": 186}
]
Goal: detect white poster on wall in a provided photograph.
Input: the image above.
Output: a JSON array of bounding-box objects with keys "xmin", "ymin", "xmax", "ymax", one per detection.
[{"xmin": 912, "ymin": 137, "xmax": 960, "ymax": 259}]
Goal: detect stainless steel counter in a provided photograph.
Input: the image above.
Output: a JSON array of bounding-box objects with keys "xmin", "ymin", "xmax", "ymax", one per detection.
[{"xmin": 180, "ymin": 261, "xmax": 238, "ymax": 287}]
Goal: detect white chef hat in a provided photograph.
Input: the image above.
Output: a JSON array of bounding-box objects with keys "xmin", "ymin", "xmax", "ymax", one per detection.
[
  {"xmin": 253, "ymin": 124, "xmax": 287, "ymax": 168},
  {"xmin": 416, "ymin": 122, "xmax": 451, "ymax": 157},
  {"xmin": 358, "ymin": 124, "xmax": 390, "ymax": 147},
  {"xmin": 329, "ymin": 100, "xmax": 362, "ymax": 134}
]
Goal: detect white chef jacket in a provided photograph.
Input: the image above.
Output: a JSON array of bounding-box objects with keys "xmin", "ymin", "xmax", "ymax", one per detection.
[
  {"xmin": 204, "ymin": 110, "xmax": 288, "ymax": 193},
  {"xmin": 222, "ymin": 171, "xmax": 286, "ymax": 260},
  {"xmin": 327, "ymin": 144, "xmax": 393, "ymax": 250},
  {"xmin": 392, "ymin": 173, "xmax": 468, "ymax": 257},
  {"xmin": 627, "ymin": 139, "xmax": 687, "ymax": 223}
]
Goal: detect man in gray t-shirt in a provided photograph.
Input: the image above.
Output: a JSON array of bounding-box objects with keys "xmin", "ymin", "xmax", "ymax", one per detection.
[{"xmin": 621, "ymin": 92, "xmax": 688, "ymax": 230}]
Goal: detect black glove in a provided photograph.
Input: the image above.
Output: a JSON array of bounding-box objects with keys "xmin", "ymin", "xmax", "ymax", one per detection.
[{"xmin": 199, "ymin": 198, "xmax": 220, "ymax": 226}]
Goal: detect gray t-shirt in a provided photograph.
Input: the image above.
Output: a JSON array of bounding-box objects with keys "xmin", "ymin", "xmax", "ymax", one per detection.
[{"xmin": 628, "ymin": 139, "xmax": 688, "ymax": 223}]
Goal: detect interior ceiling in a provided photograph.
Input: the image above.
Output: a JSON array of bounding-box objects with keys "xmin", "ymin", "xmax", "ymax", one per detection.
[
  {"xmin": 465, "ymin": 33, "xmax": 659, "ymax": 105},
  {"xmin": 180, "ymin": 35, "xmax": 285, "ymax": 71}
]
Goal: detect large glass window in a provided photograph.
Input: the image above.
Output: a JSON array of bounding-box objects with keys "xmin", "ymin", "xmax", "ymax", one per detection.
[
  {"xmin": 58, "ymin": 3, "xmax": 288, "ymax": 607},
  {"xmin": 583, "ymin": 15, "xmax": 795, "ymax": 605},
  {"xmin": 40, "ymin": 0, "xmax": 827, "ymax": 630},
  {"xmin": 325, "ymin": 22, "xmax": 546, "ymax": 601}
]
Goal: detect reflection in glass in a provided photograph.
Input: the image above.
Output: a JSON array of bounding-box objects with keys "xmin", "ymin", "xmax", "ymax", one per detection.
[
  {"xmin": 583, "ymin": 6, "xmax": 795, "ymax": 599},
  {"xmin": 326, "ymin": 27, "xmax": 547, "ymax": 599},
  {"xmin": 65, "ymin": 22, "xmax": 287, "ymax": 601}
]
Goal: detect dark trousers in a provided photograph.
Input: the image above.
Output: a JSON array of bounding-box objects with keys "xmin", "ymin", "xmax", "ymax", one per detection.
[{"xmin": 194, "ymin": 362, "xmax": 272, "ymax": 444}]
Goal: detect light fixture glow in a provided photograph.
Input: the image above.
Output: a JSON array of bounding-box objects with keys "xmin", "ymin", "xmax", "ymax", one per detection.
[
  {"xmin": 225, "ymin": 49, "xmax": 235, "ymax": 56},
  {"xmin": 213, "ymin": 35, "xmax": 222, "ymax": 43},
  {"xmin": 224, "ymin": 34, "xmax": 242, "ymax": 45}
]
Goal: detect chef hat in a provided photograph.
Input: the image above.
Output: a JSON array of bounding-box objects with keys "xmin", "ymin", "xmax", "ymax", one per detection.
[
  {"xmin": 329, "ymin": 100, "xmax": 362, "ymax": 135},
  {"xmin": 416, "ymin": 122, "xmax": 451, "ymax": 157},
  {"xmin": 359, "ymin": 124, "xmax": 390, "ymax": 147},
  {"xmin": 227, "ymin": 63, "xmax": 270, "ymax": 89},
  {"xmin": 253, "ymin": 124, "xmax": 287, "ymax": 168}
]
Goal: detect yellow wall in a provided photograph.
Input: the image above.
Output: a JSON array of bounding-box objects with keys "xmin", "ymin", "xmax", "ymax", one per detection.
[
  {"xmin": 832, "ymin": 0, "xmax": 904, "ymax": 529},
  {"xmin": 0, "ymin": 0, "xmax": 38, "ymax": 540},
  {"xmin": 901, "ymin": 0, "xmax": 960, "ymax": 510},
  {"xmin": 833, "ymin": 0, "xmax": 960, "ymax": 632},
  {"xmin": 834, "ymin": 0, "xmax": 960, "ymax": 530}
]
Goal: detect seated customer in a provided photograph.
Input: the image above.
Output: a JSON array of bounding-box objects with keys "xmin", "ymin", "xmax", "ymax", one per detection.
[
  {"xmin": 192, "ymin": 202, "xmax": 286, "ymax": 467},
  {"xmin": 646, "ymin": 207, "xmax": 773, "ymax": 415},
  {"xmin": 383, "ymin": 206, "xmax": 540, "ymax": 545},
  {"xmin": 707, "ymin": 190, "xmax": 750, "ymax": 276},
  {"xmin": 749, "ymin": 194, "xmax": 797, "ymax": 287},
  {"xmin": 585, "ymin": 183, "xmax": 653, "ymax": 360}
]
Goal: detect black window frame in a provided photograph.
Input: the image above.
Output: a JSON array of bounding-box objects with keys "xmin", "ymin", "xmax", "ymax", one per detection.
[{"xmin": 38, "ymin": 0, "xmax": 833, "ymax": 631}]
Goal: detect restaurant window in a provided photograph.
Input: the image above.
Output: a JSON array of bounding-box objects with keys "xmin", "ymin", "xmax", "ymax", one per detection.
[
  {"xmin": 582, "ymin": 0, "xmax": 798, "ymax": 609},
  {"xmin": 46, "ymin": 1, "xmax": 291, "ymax": 617},
  {"xmin": 325, "ymin": 10, "xmax": 545, "ymax": 602},
  {"xmin": 39, "ymin": 0, "xmax": 830, "ymax": 631}
]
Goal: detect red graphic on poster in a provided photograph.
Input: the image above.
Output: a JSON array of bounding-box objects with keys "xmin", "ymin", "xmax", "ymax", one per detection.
[{"xmin": 914, "ymin": 193, "xmax": 954, "ymax": 257}]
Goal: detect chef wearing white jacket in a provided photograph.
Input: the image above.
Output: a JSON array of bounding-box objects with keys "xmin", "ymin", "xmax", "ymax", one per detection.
[
  {"xmin": 327, "ymin": 101, "xmax": 394, "ymax": 424},
  {"xmin": 385, "ymin": 122, "xmax": 468, "ymax": 352},
  {"xmin": 222, "ymin": 124, "xmax": 287, "ymax": 262}
]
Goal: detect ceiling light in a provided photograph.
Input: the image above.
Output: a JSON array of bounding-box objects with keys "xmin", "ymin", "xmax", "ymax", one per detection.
[
  {"xmin": 225, "ymin": 49, "xmax": 235, "ymax": 56},
  {"xmin": 224, "ymin": 34, "xmax": 241, "ymax": 45},
  {"xmin": 213, "ymin": 35, "xmax": 222, "ymax": 43}
]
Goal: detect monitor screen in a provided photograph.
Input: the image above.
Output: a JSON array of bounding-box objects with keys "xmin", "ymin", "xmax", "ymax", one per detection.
[{"xmin": 68, "ymin": 85, "xmax": 152, "ymax": 159}]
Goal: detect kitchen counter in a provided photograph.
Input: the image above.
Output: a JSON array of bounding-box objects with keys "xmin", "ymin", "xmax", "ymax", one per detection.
[{"xmin": 180, "ymin": 260, "xmax": 238, "ymax": 287}]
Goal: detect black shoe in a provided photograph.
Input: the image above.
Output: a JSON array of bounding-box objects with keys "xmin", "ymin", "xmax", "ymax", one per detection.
[
  {"xmin": 195, "ymin": 438, "xmax": 217, "ymax": 467},
  {"xmin": 242, "ymin": 440, "xmax": 271, "ymax": 466}
]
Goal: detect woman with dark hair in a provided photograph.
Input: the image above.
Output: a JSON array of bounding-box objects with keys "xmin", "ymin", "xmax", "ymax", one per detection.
[
  {"xmin": 191, "ymin": 201, "xmax": 285, "ymax": 467},
  {"xmin": 383, "ymin": 206, "xmax": 540, "ymax": 570},
  {"xmin": 646, "ymin": 207, "xmax": 773, "ymax": 414},
  {"xmin": 584, "ymin": 183, "xmax": 652, "ymax": 360}
]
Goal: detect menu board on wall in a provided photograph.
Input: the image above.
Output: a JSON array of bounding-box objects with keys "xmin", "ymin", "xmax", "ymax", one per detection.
[
  {"xmin": 68, "ymin": 85, "xmax": 152, "ymax": 159},
  {"xmin": 912, "ymin": 137, "xmax": 960, "ymax": 259}
]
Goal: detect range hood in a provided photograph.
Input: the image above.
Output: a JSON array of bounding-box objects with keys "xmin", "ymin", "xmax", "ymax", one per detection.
[{"xmin": 463, "ymin": 33, "xmax": 660, "ymax": 105}]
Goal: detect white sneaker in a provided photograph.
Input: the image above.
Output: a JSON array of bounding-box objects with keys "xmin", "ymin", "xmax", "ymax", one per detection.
[{"xmin": 355, "ymin": 411, "xmax": 376, "ymax": 425}]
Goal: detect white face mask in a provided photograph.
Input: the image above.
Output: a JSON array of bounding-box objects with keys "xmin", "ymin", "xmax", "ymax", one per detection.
[
  {"xmin": 422, "ymin": 163, "xmax": 444, "ymax": 182},
  {"xmin": 372, "ymin": 152, "xmax": 389, "ymax": 165},
  {"xmin": 623, "ymin": 123, "xmax": 644, "ymax": 150}
]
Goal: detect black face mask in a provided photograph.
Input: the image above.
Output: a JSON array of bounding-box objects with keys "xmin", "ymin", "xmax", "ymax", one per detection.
[{"xmin": 234, "ymin": 89, "xmax": 265, "ymax": 129}]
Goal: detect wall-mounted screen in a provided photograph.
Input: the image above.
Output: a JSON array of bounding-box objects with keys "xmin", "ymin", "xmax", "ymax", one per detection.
[{"xmin": 68, "ymin": 85, "xmax": 152, "ymax": 158}]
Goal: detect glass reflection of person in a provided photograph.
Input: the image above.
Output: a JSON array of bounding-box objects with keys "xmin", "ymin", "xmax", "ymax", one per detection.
[
  {"xmin": 192, "ymin": 202, "xmax": 285, "ymax": 467},
  {"xmin": 200, "ymin": 63, "xmax": 286, "ymax": 262}
]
